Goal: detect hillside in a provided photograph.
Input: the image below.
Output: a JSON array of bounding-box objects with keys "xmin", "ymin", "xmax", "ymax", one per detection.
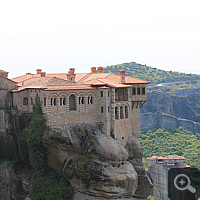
[
  {"xmin": 139, "ymin": 127, "xmax": 200, "ymax": 168},
  {"xmin": 104, "ymin": 62, "xmax": 200, "ymax": 84}
]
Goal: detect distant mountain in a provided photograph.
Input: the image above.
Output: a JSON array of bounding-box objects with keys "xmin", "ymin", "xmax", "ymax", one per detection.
[{"xmin": 104, "ymin": 62, "xmax": 200, "ymax": 84}]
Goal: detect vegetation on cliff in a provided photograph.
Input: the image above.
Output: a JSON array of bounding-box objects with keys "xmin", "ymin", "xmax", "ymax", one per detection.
[
  {"xmin": 104, "ymin": 62, "xmax": 200, "ymax": 84},
  {"xmin": 139, "ymin": 127, "xmax": 200, "ymax": 168},
  {"xmin": 27, "ymin": 94, "xmax": 74, "ymax": 199}
]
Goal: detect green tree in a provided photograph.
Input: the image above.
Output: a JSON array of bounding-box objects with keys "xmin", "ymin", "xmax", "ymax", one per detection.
[
  {"xmin": 27, "ymin": 94, "xmax": 74, "ymax": 199},
  {"xmin": 26, "ymin": 93, "xmax": 48, "ymax": 177}
]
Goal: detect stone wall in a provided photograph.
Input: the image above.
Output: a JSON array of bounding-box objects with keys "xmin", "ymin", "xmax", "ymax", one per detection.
[
  {"xmin": 0, "ymin": 77, "xmax": 16, "ymax": 108},
  {"xmin": 13, "ymin": 84, "xmax": 147, "ymax": 146}
]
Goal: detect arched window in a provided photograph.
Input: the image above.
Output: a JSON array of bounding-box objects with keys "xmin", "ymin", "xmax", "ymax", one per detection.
[
  {"xmin": 79, "ymin": 97, "xmax": 84, "ymax": 105},
  {"xmin": 69, "ymin": 94, "xmax": 76, "ymax": 110},
  {"xmin": 115, "ymin": 107, "xmax": 119, "ymax": 119},
  {"xmin": 125, "ymin": 105, "xmax": 129, "ymax": 118},
  {"xmin": 44, "ymin": 97, "xmax": 46, "ymax": 106},
  {"xmin": 120, "ymin": 106, "xmax": 123, "ymax": 119},
  {"xmin": 51, "ymin": 98, "xmax": 56, "ymax": 106},
  {"xmin": 23, "ymin": 97, "xmax": 28, "ymax": 105},
  {"xmin": 60, "ymin": 98, "xmax": 66, "ymax": 105},
  {"xmin": 88, "ymin": 96, "xmax": 93, "ymax": 104},
  {"xmin": 31, "ymin": 98, "xmax": 33, "ymax": 105}
]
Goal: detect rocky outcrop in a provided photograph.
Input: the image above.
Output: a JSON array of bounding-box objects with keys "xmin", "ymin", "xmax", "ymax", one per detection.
[
  {"xmin": 125, "ymin": 134, "xmax": 153, "ymax": 199},
  {"xmin": 47, "ymin": 124, "xmax": 152, "ymax": 199},
  {"xmin": 141, "ymin": 111, "xmax": 200, "ymax": 133},
  {"xmin": 141, "ymin": 92, "xmax": 200, "ymax": 123},
  {"xmin": 140, "ymin": 91, "xmax": 200, "ymax": 133},
  {"xmin": 0, "ymin": 162, "xmax": 29, "ymax": 200}
]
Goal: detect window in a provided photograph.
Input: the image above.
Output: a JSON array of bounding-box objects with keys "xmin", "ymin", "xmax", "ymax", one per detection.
[
  {"xmin": 79, "ymin": 97, "xmax": 84, "ymax": 105},
  {"xmin": 44, "ymin": 97, "xmax": 46, "ymax": 106},
  {"xmin": 51, "ymin": 98, "xmax": 56, "ymax": 106},
  {"xmin": 101, "ymin": 107, "xmax": 104, "ymax": 113},
  {"xmin": 115, "ymin": 107, "xmax": 119, "ymax": 119},
  {"xmin": 132, "ymin": 87, "xmax": 136, "ymax": 95},
  {"xmin": 88, "ymin": 96, "xmax": 93, "ymax": 104},
  {"xmin": 101, "ymin": 91, "xmax": 103, "ymax": 97},
  {"xmin": 69, "ymin": 94, "xmax": 76, "ymax": 110},
  {"xmin": 108, "ymin": 106, "xmax": 110, "ymax": 113},
  {"xmin": 23, "ymin": 97, "xmax": 28, "ymax": 105},
  {"xmin": 108, "ymin": 91, "xmax": 110, "ymax": 97},
  {"xmin": 137, "ymin": 87, "xmax": 140, "ymax": 95},
  {"xmin": 115, "ymin": 88, "xmax": 128, "ymax": 101},
  {"xmin": 60, "ymin": 98, "xmax": 66, "ymax": 105},
  {"xmin": 120, "ymin": 106, "xmax": 123, "ymax": 119},
  {"xmin": 142, "ymin": 87, "xmax": 145, "ymax": 95},
  {"xmin": 125, "ymin": 105, "xmax": 128, "ymax": 118},
  {"xmin": 31, "ymin": 98, "xmax": 33, "ymax": 105}
]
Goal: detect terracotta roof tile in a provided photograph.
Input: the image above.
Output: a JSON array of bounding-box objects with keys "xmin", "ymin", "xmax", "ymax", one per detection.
[{"xmin": 147, "ymin": 155, "xmax": 185, "ymax": 160}]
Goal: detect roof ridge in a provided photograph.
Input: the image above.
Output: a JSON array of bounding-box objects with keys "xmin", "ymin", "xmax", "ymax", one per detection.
[{"xmin": 78, "ymin": 73, "xmax": 92, "ymax": 83}]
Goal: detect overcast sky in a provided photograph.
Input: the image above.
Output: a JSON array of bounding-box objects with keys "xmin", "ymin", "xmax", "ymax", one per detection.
[{"xmin": 0, "ymin": 0, "xmax": 199, "ymax": 78}]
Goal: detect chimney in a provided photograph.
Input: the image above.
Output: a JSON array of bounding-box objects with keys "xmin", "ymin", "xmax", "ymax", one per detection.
[
  {"xmin": 119, "ymin": 69, "xmax": 126, "ymax": 83},
  {"xmin": 162, "ymin": 152, "xmax": 166, "ymax": 157},
  {"xmin": 36, "ymin": 69, "xmax": 42, "ymax": 74},
  {"xmin": 41, "ymin": 72, "xmax": 46, "ymax": 77},
  {"xmin": 91, "ymin": 67, "xmax": 96, "ymax": 74},
  {"xmin": 98, "ymin": 66, "xmax": 103, "ymax": 73},
  {"xmin": 26, "ymin": 72, "xmax": 32, "ymax": 79},
  {"xmin": 67, "ymin": 68, "xmax": 76, "ymax": 82},
  {"xmin": 69, "ymin": 68, "xmax": 75, "ymax": 74}
]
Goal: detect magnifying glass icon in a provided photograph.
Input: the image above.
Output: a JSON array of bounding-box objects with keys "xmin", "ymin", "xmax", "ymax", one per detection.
[{"xmin": 174, "ymin": 174, "xmax": 196, "ymax": 193}]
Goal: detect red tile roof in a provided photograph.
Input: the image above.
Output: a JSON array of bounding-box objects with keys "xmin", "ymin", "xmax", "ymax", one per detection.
[
  {"xmin": 12, "ymin": 77, "xmax": 93, "ymax": 92},
  {"xmin": 11, "ymin": 68, "xmax": 150, "ymax": 89},
  {"xmin": 147, "ymin": 155, "xmax": 185, "ymax": 160}
]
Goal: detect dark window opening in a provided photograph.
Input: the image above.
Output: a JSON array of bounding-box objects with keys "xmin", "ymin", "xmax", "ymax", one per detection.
[
  {"xmin": 101, "ymin": 91, "xmax": 103, "ymax": 97},
  {"xmin": 132, "ymin": 87, "xmax": 136, "ymax": 95},
  {"xmin": 79, "ymin": 97, "xmax": 84, "ymax": 105},
  {"xmin": 137, "ymin": 88, "xmax": 140, "ymax": 95},
  {"xmin": 51, "ymin": 98, "xmax": 56, "ymax": 106},
  {"xmin": 69, "ymin": 94, "xmax": 76, "ymax": 110},
  {"xmin": 115, "ymin": 88, "xmax": 128, "ymax": 101},
  {"xmin": 125, "ymin": 106, "xmax": 128, "ymax": 118},
  {"xmin": 108, "ymin": 91, "xmax": 110, "ymax": 97},
  {"xmin": 120, "ymin": 106, "xmax": 123, "ymax": 119},
  {"xmin": 101, "ymin": 107, "xmax": 104, "ymax": 113},
  {"xmin": 60, "ymin": 98, "xmax": 66, "ymax": 105},
  {"xmin": 44, "ymin": 97, "xmax": 46, "ymax": 106},
  {"xmin": 115, "ymin": 107, "xmax": 119, "ymax": 119},
  {"xmin": 142, "ymin": 87, "xmax": 145, "ymax": 95},
  {"xmin": 108, "ymin": 106, "xmax": 110, "ymax": 113},
  {"xmin": 23, "ymin": 98, "xmax": 28, "ymax": 105},
  {"xmin": 31, "ymin": 98, "xmax": 33, "ymax": 105},
  {"xmin": 88, "ymin": 96, "xmax": 93, "ymax": 104},
  {"xmin": 122, "ymin": 137, "xmax": 124, "ymax": 139}
]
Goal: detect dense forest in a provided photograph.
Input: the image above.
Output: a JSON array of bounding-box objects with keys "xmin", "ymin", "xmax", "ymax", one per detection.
[
  {"xmin": 104, "ymin": 62, "xmax": 200, "ymax": 84},
  {"xmin": 139, "ymin": 127, "xmax": 200, "ymax": 168}
]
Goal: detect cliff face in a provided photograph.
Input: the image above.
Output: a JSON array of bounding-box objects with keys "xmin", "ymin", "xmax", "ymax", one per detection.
[
  {"xmin": 47, "ymin": 124, "xmax": 153, "ymax": 199},
  {"xmin": 0, "ymin": 109, "xmax": 152, "ymax": 200},
  {"xmin": 140, "ymin": 92, "xmax": 200, "ymax": 132},
  {"xmin": 141, "ymin": 111, "xmax": 200, "ymax": 133}
]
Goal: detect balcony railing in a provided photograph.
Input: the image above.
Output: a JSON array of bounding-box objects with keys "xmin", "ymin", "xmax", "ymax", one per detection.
[{"xmin": 115, "ymin": 95, "xmax": 128, "ymax": 101}]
